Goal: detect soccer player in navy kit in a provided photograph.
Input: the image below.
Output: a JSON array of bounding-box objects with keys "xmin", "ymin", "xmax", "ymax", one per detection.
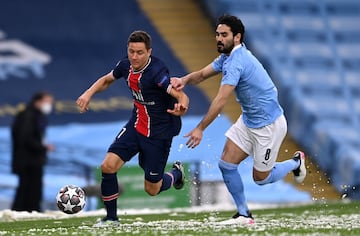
[
  {"xmin": 77, "ymin": 31, "xmax": 189, "ymax": 226},
  {"xmin": 172, "ymin": 15, "xmax": 306, "ymax": 225}
]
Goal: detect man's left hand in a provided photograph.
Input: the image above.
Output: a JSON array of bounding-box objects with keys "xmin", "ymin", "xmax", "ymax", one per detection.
[
  {"xmin": 167, "ymin": 103, "xmax": 188, "ymax": 116},
  {"xmin": 184, "ymin": 127, "xmax": 203, "ymax": 148}
]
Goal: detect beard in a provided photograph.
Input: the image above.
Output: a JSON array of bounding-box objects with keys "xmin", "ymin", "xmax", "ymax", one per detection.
[{"xmin": 217, "ymin": 41, "xmax": 234, "ymax": 54}]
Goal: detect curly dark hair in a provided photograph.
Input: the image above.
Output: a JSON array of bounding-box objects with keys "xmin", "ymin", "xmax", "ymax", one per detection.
[{"xmin": 217, "ymin": 15, "xmax": 245, "ymax": 43}]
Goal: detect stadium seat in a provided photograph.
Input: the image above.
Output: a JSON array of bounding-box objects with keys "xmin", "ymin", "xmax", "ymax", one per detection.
[
  {"xmin": 277, "ymin": 0, "xmax": 320, "ymax": 16},
  {"xmin": 329, "ymin": 16, "xmax": 360, "ymax": 32},
  {"xmin": 289, "ymin": 42, "xmax": 332, "ymax": 57},
  {"xmin": 286, "ymin": 29, "xmax": 327, "ymax": 43},
  {"xmin": 280, "ymin": 15, "xmax": 325, "ymax": 31},
  {"xmin": 333, "ymin": 146, "xmax": 360, "ymax": 196},
  {"xmin": 325, "ymin": 1, "xmax": 360, "ymax": 16},
  {"xmin": 338, "ymin": 44, "xmax": 360, "ymax": 60},
  {"xmin": 309, "ymin": 121, "xmax": 360, "ymax": 173},
  {"xmin": 345, "ymin": 72, "xmax": 360, "ymax": 97},
  {"xmin": 353, "ymin": 98, "xmax": 360, "ymax": 118},
  {"xmin": 335, "ymin": 31, "xmax": 360, "ymax": 44},
  {"xmin": 295, "ymin": 69, "xmax": 343, "ymax": 96},
  {"xmin": 286, "ymin": 89, "xmax": 352, "ymax": 148}
]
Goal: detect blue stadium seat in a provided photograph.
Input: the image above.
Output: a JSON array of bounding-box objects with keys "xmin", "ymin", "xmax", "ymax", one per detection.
[
  {"xmin": 289, "ymin": 42, "xmax": 332, "ymax": 56},
  {"xmin": 333, "ymin": 146, "xmax": 360, "ymax": 196},
  {"xmin": 325, "ymin": 1, "xmax": 360, "ymax": 16},
  {"xmin": 338, "ymin": 44, "xmax": 360, "ymax": 71},
  {"xmin": 295, "ymin": 69, "xmax": 343, "ymax": 96},
  {"xmin": 345, "ymin": 72, "xmax": 360, "ymax": 97},
  {"xmin": 280, "ymin": 15, "xmax": 325, "ymax": 31},
  {"xmin": 338, "ymin": 44, "xmax": 360, "ymax": 60},
  {"xmin": 286, "ymin": 29, "xmax": 326, "ymax": 43},
  {"xmin": 309, "ymin": 121, "xmax": 360, "ymax": 173},
  {"xmin": 221, "ymin": 0, "xmax": 258, "ymax": 12},
  {"xmin": 353, "ymin": 98, "xmax": 360, "ymax": 118},
  {"xmin": 335, "ymin": 31, "xmax": 360, "ymax": 44},
  {"xmin": 277, "ymin": 0, "xmax": 320, "ymax": 16},
  {"xmin": 201, "ymin": 0, "xmax": 228, "ymax": 18},
  {"xmin": 287, "ymin": 91, "xmax": 352, "ymax": 147},
  {"xmin": 329, "ymin": 16, "xmax": 360, "ymax": 32}
]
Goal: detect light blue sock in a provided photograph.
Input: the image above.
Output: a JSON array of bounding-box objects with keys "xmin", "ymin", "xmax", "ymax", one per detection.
[
  {"xmin": 218, "ymin": 159, "xmax": 249, "ymax": 216},
  {"xmin": 255, "ymin": 159, "xmax": 299, "ymax": 185}
]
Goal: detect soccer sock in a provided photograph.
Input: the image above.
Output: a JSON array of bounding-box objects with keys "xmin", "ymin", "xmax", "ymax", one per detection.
[
  {"xmin": 255, "ymin": 159, "xmax": 299, "ymax": 185},
  {"xmin": 101, "ymin": 172, "xmax": 119, "ymax": 220},
  {"xmin": 159, "ymin": 173, "xmax": 173, "ymax": 193},
  {"xmin": 170, "ymin": 168, "xmax": 182, "ymax": 182},
  {"xmin": 218, "ymin": 159, "xmax": 250, "ymax": 217},
  {"xmin": 159, "ymin": 168, "xmax": 181, "ymax": 193}
]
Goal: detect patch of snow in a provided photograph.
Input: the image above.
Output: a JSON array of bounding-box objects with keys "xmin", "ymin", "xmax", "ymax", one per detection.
[{"xmin": 0, "ymin": 202, "xmax": 310, "ymax": 222}]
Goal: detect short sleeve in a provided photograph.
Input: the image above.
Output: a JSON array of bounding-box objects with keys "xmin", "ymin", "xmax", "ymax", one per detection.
[
  {"xmin": 112, "ymin": 59, "xmax": 129, "ymax": 79},
  {"xmin": 211, "ymin": 54, "xmax": 227, "ymax": 72},
  {"xmin": 155, "ymin": 67, "xmax": 172, "ymax": 94},
  {"xmin": 220, "ymin": 59, "xmax": 242, "ymax": 86}
]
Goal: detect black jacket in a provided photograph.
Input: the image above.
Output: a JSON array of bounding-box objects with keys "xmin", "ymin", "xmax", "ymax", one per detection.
[{"xmin": 11, "ymin": 105, "xmax": 48, "ymax": 174}]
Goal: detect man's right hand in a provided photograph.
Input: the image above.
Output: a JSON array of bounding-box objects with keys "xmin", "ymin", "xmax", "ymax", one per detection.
[
  {"xmin": 76, "ymin": 92, "xmax": 91, "ymax": 113},
  {"xmin": 171, "ymin": 77, "xmax": 185, "ymax": 91}
]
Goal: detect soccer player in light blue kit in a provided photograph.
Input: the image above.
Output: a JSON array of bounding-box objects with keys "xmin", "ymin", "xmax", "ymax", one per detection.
[{"xmin": 172, "ymin": 15, "xmax": 306, "ymax": 225}]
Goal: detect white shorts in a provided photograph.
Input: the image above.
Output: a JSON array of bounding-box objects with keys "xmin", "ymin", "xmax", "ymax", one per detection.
[{"xmin": 225, "ymin": 114, "xmax": 287, "ymax": 172}]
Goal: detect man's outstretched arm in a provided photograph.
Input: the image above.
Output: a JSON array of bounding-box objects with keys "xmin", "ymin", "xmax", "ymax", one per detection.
[
  {"xmin": 185, "ymin": 84, "xmax": 235, "ymax": 148},
  {"xmin": 171, "ymin": 63, "xmax": 219, "ymax": 90},
  {"xmin": 76, "ymin": 72, "xmax": 115, "ymax": 113}
]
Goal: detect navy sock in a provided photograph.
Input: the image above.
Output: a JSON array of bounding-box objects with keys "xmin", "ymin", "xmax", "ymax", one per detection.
[
  {"xmin": 170, "ymin": 168, "xmax": 181, "ymax": 182},
  {"xmin": 159, "ymin": 173, "xmax": 173, "ymax": 192},
  {"xmin": 101, "ymin": 172, "xmax": 119, "ymax": 220},
  {"xmin": 218, "ymin": 159, "xmax": 250, "ymax": 216},
  {"xmin": 159, "ymin": 168, "xmax": 181, "ymax": 193}
]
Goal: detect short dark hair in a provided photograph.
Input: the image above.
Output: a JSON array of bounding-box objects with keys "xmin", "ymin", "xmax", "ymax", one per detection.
[
  {"xmin": 30, "ymin": 91, "xmax": 52, "ymax": 105},
  {"xmin": 127, "ymin": 30, "xmax": 152, "ymax": 50},
  {"xmin": 217, "ymin": 15, "xmax": 245, "ymax": 43}
]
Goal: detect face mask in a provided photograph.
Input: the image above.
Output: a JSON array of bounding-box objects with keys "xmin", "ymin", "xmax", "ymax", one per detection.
[{"xmin": 40, "ymin": 103, "xmax": 53, "ymax": 115}]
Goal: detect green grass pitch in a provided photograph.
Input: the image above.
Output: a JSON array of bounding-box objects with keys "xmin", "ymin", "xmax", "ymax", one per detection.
[{"xmin": 0, "ymin": 201, "xmax": 359, "ymax": 235}]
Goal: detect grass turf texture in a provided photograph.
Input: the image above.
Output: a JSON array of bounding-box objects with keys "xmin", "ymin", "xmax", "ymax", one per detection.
[{"xmin": 0, "ymin": 201, "xmax": 359, "ymax": 235}]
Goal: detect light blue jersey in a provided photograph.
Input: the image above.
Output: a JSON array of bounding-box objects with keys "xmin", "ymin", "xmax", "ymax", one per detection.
[{"xmin": 212, "ymin": 44, "xmax": 283, "ymax": 128}]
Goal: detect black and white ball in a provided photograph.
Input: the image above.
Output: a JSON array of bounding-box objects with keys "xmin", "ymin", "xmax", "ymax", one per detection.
[{"xmin": 56, "ymin": 185, "xmax": 86, "ymax": 214}]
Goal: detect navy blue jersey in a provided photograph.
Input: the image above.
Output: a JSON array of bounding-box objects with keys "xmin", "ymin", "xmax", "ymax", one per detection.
[{"xmin": 112, "ymin": 56, "xmax": 181, "ymax": 139}]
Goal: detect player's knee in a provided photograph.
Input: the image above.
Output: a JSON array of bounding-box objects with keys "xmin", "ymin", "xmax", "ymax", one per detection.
[
  {"xmin": 144, "ymin": 180, "xmax": 161, "ymax": 196},
  {"xmin": 144, "ymin": 185, "xmax": 159, "ymax": 196},
  {"xmin": 253, "ymin": 174, "xmax": 266, "ymax": 182},
  {"xmin": 101, "ymin": 161, "xmax": 117, "ymax": 173},
  {"xmin": 254, "ymin": 179, "xmax": 267, "ymax": 186},
  {"xmin": 253, "ymin": 171, "xmax": 271, "ymax": 185}
]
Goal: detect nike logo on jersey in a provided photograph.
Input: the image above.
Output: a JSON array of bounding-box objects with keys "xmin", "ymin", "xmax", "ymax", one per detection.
[{"xmin": 149, "ymin": 172, "xmax": 159, "ymax": 176}]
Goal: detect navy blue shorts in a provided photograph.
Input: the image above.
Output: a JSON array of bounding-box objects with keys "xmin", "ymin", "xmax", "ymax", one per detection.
[{"xmin": 108, "ymin": 124, "xmax": 172, "ymax": 183}]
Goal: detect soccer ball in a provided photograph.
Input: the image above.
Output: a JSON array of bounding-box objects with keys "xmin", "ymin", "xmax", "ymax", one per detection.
[{"xmin": 56, "ymin": 185, "xmax": 86, "ymax": 214}]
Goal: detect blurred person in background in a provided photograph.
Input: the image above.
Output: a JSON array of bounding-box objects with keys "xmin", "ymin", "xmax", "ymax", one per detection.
[
  {"xmin": 172, "ymin": 15, "xmax": 306, "ymax": 225},
  {"xmin": 11, "ymin": 91, "xmax": 54, "ymax": 212}
]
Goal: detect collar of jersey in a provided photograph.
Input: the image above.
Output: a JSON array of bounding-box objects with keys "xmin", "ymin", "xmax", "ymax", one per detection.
[
  {"xmin": 230, "ymin": 43, "xmax": 243, "ymax": 55},
  {"xmin": 132, "ymin": 57, "xmax": 152, "ymax": 74}
]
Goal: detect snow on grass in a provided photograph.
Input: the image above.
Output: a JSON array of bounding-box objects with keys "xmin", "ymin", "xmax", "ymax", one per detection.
[
  {"xmin": 0, "ymin": 202, "xmax": 298, "ymax": 222},
  {"xmin": 1, "ymin": 202, "xmax": 359, "ymax": 235}
]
